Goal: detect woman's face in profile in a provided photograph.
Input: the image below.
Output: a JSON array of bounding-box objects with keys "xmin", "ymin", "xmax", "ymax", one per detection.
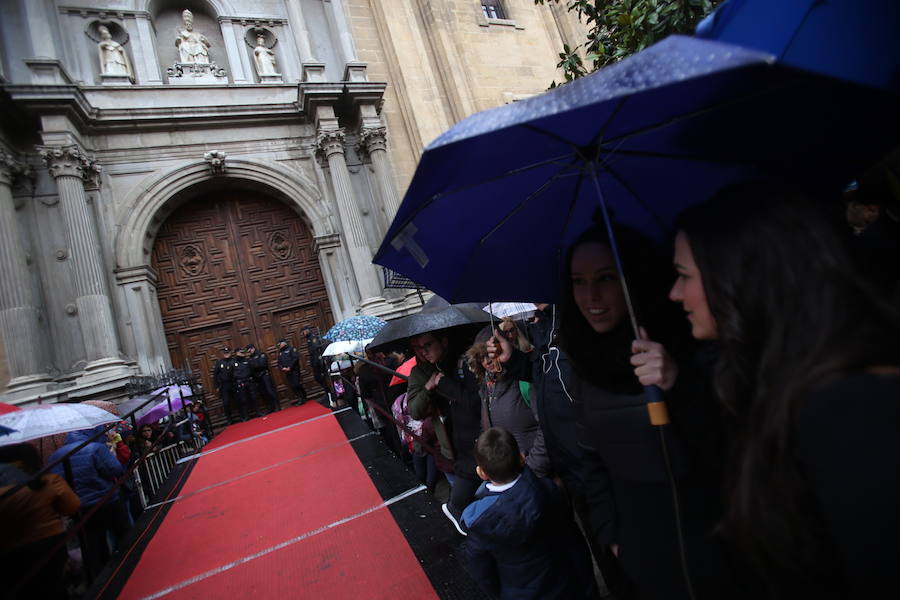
[
  {"xmin": 670, "ymin": 231, "xmax": 717, "ymax": 340},
  {"xmin": 570, "ymin": 241, "xmax": 627, "ymax": 334}
]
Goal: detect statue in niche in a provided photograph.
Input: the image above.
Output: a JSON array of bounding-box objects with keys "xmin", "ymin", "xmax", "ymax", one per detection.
[
  {"xmin": 176, "ymin": 9, "xmax": 210, "ymax": 64},
  {"xmin": 253, "ymin": 34, "xmax": 278, "ymax": 76},
  {"xmin": 97, "ymin": 25, "xmax": 133, "ymax": 80}
]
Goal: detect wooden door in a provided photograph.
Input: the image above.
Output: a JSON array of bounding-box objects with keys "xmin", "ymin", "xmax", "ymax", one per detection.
[{"xmin": 151, "ymin": 193, "xmax": 333, "ymax": 426}]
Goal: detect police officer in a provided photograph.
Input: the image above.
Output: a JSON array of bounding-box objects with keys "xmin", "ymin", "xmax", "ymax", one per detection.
[
  {"xmin": 233, "ymin": 346, "xmax": 259, "ymax": 420},
  {"xmin": 213, "ymin": 346, "xmax": 239, "ymax": 424},
  {"xmin": 277, "ymin": 337, "xmax": 307, "ymax": 406},
  {"xmin": 247, "ymin": 343, "xmax": 279, "ymax": 413},
  {"xmin": 303, "ymin": 327, "xmax": 330, "ymax": 401}
]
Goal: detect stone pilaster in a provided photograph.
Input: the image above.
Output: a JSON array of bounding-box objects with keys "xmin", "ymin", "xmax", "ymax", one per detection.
[
  {"xmin": 0, "ymin": 152, "xmax": 51, "ymax": 389},
  {"xmin": 316, "ymin": 129, "xmax": 383, "ymax": 302},
  {"xmin": 358, "ymin": 126, "xmax": 402, "ymax": 221},
  {"xmin": 284, "ymin": 0, "xmax": 317, "ymax": 63},
  {"xmin": 39, "ymin": 145, "xmax": 125, "ymax": 373}
]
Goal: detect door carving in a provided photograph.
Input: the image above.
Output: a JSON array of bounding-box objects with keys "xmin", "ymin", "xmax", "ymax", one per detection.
[{"xmin": 151, "ymin": 193, "xmax": 333, "ymax": 426}]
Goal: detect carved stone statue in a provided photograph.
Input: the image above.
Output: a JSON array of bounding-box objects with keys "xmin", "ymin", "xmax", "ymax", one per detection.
[
  {"xmin": 175, "ymin": 9, "xmax": 210, "ymax": 64},
  {"xmin": 253, "ymin": 35, "xmax": 278, "ymax": 76},
  {"xmin": 97, "ymin": 25, "xmax": 133, "ymax": 80}
]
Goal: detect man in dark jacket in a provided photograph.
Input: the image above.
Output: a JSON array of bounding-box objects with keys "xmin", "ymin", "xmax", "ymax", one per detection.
[
  {"xmin": 50, "ymin": 427, "xmax": 129, "ymax": 580},
  {"xmin": 246, "ymin": 343, "xmax": 279, "ymax": 413},
  {"xmin": 303, "ymin": 327, "xmax": 330, "ymax": 401},
  {"xmin": 213, "ymin": 346, "xmax": 239, "ymax": 424},
  {"xmin": 233, "ymin": 347, "xmax": 260, "ymax": 419},
  {"xmin": 462, "ymin": 427, "xmax": 598, "ymax": 600},
  {"xmin": 277, "ymin": 338, "xmax": 307, "ymax": 406}
]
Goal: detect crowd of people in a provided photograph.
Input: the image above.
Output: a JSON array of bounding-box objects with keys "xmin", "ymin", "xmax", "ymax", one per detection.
[{"xmin": 359, "ymin": 177, "xmax": 900, "ymax": 600}]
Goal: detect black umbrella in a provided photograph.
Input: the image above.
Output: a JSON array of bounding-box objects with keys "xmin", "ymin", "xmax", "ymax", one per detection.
[{"xmin": 369, "ymin": 295, "xmax": 491, "ymax": 351}]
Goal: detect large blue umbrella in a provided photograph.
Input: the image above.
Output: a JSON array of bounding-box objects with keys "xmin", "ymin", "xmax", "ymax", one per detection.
[
  {"xmin": 696, "ymin": 0, "xmax": 900, "ymax": 93},
  {"xmin": 373, "ymin": 35, "xmax": 898, "ymax": 303}
]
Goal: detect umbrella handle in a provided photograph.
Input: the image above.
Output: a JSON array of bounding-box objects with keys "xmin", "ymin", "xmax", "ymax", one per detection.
[{"xmin": 644, "ymin": 385, "xmax": 670, "ymax": 425}]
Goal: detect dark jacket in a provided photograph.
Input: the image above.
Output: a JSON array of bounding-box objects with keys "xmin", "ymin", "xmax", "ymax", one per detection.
[
  {"xmin": 480, "ymin": 376, "xmax": 550, "ymax": 477},
  {"xmin": 49, "ymin": 427, "xmax": 124, "ymax": 508},
  {"xmin": 573, "ymin": 370, "xmax": 734, "ymax": 600},
  {"xmin": 233, "ymin": 356, "xmax": 253, "ymax": 380},
  {"xmin": 248, "ymin": 351, "xmax": 270, "ymax": 377},
  {"xmin": 407, "ymin": 354, "xmax": 482, "ymax": 473},
  {"xmin": 213, "ymin": 357, "xmax": 235, "ymax": 388},
  {"xmin": 277, "ymin": 346, "xmax": 300, "ymax": 371},
  {"xmin": 461, "ymin": 467, "xmax": 598, "ymax": 600}
]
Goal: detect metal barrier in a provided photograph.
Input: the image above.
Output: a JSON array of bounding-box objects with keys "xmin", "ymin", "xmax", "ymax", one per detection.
[{"xmin": 134, "ymin": 435, "xmax": 206, "ymax": 507}]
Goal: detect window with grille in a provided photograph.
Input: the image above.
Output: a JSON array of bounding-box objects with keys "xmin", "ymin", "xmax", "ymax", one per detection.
[{"xmin": 482, "ymin": 1, "xmax": 507, "ymax": 20}]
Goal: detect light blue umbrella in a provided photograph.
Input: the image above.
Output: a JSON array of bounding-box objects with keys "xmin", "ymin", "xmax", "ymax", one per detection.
[{"xmin": 323, "ymin": 315, "xmax": 386, "ymax": 342}]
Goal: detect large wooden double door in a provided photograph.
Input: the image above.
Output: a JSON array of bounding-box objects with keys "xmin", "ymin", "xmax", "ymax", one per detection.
[{"xmin": 151, "ymin": 193, "xmax": 333, "ymax": 424}]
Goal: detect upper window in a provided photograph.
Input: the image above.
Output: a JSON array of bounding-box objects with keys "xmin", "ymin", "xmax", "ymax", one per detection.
[{"xmin": 482, "ymin": 1, "xmax": 507, "ymax": 20}]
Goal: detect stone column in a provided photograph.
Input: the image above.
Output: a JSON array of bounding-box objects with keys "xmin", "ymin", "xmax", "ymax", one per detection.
[
  {"xmin": 316, "ymin": 129, "xmax": 383, "ymax": 302},
  {"xmin": 115, "ymin": 265, "xmax": 170, "ymax": 374},
  {"xmin": 358, "ymin": 126, "xmax": 402, "ymax": 221},
  {"xmin": 0, "ymin": 153, "xmax": 50, "ymax": 389},
  {"xmin": 39, "ymin": 145, "xmax": 125, "ymax": 372}
]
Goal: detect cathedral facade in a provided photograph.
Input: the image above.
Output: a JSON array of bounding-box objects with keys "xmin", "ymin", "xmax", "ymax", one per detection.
[{"xmin": 0, "ymin": 0, "xmax": 584, "ymax": 410}]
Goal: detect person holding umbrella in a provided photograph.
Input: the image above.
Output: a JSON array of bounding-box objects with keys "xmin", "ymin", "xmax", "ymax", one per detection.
[
  {"xmin": 670, "ymin": 183, "xmax": 900, "ymax": 599},
  {"xmin": 554, "ymin": 222, "xmax": 734, "ymax": 600}
]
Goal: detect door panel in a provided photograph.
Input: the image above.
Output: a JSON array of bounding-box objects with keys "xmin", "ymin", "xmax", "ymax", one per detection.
[{"xmin": 151, "ymin": 194, "xmax": 334, "ymax": 426}]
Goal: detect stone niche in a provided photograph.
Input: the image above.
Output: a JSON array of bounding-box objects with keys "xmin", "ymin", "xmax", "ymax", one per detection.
[
  {"xmin": 154, "ymin": 5, "xmax": 229, "ymax": 85},
  {"xmin": 86, "ymin": 20, "xmax": 136, "ymax": 85},
  {"xmin": 244, "ymin": 27, "xmax": 282, "ymax": 83}
]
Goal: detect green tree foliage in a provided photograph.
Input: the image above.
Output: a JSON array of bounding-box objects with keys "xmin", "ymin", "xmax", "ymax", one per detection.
[{"xmin": 536, "ymin": 0, "xmax": 723, "ymax": 86}]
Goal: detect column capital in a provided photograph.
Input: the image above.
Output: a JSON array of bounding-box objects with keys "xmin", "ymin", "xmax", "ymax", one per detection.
[
  {"xmin": 316, "ymin": 129, "xmax": 346, "ymax": 159},
  {"xmin": 357, "ymin": 126, "xmax": 387, "ymax": 158},
  {"xmin": 0, "ymin": 151, "xmax": 32, "ymax": 188},
  {"xmin": 38, "ymin": 145, "xmax": 101, "ymax": 184}
]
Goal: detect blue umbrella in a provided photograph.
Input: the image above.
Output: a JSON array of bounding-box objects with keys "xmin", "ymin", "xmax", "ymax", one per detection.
[
  {"xmin": 323, "ymin": 315, "xmax": 387, "ymax": 342},
  {"xmin": 696, "ymin": 0, "xmax": 900, "ymax": 93},
  {"xmin": 373, "ymin": 35, "xmax": 899, "ymax": 303}
]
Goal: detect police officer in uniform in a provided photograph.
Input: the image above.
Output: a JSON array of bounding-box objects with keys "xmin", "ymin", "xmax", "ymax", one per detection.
[
  {"xmin": 247, "ymin": 343, "xmax": 279, "ymax": 413},
  {"xmin": 233, "ymin": 346, "xmax": 260, "ymax": 420},
  {"xmin": 213, "ymin": 346, "xmax": 239, "ymax": 424},
  {"xmin": 303, "ymin": 326, "xmax": 330, "ymax": 401},
  {"xmin": 277, "ymin": 337, "xmax": 307, "ymax": 406}
]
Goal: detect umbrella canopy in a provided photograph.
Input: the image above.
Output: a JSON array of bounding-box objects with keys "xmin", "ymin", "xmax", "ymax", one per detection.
[
  {"xmin": 82, "ymin": 399, "xmax": 119, "ymax": 416},
  {"xmin": 323, "ymin": 315, "xmax": 386, "ymax": 342},
  {"xmin": 0, "ymin": 403, "xmax": 119, "ymax": 446},
  {"xmin": 369, "ymin": 295, "xmax": 492, "ymax": 350},
  {"xmin": 136, "ymin": 394, "xmax": 194, "ymax": 427},
  {"xmin": 373, "ymin": 35, "xmax": 899, "ymax": 303},
  {"xmin": 389, "ymin": 356, "xmax": 417, "ymax": 387},
  {"xmin": 483, "ymin": 302, "xmax": 537, "ymax": 320},
  {"xmin": 322, "ymin": 338, "xmax": 374, "ymax": 357},
  {"xmin": 0, "ymin": 403, "xmax": 21, "ymax": 415},
  {"xmin": 696, "ymin": 0, "xmax": 900, "ymax": 93}
]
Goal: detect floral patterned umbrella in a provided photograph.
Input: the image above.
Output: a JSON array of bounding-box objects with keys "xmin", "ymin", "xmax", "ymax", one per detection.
[{"xmin": 323, "ymin": 315, "xmax": 386, "ymax": 343}]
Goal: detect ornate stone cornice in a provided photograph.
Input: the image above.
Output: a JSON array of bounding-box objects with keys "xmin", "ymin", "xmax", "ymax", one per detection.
[
  {"xmin": 357, "ymin": 126, "xmax": 387, "ymax": 158},
  {"xmin": 0, "ymin": 151, "xmax": 32, "ymax": 188},
  {"xmin": 203, "ymin": 150, "xmax": 227, "ymax": 174},
  {"xmin": 38, "ymin": 145, "xmax": 101, "ymax": 184},
  {"xmin": 316, "ymin": 129, "xmax": 346, "ymax": 159}
]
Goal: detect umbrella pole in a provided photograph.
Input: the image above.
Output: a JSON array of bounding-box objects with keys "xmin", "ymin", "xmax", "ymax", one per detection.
[
  {"xmin": 587, "ymin": 168, "xmax": 670, "ymax": 425},
  {"xmin": 588, "ymin": 168, "xmax": 696, "ymax": 600}
]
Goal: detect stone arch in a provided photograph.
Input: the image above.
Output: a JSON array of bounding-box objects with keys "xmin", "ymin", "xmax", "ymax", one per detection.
[{"xmin": 116, "ymin": 158, "xmax": 332, "ymax": 270}]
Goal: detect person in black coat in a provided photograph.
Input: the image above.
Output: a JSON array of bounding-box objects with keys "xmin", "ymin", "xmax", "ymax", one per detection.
[
  {"xmin": 672, "ymin": 184, "xmax": 900, "ymax": 599},
  {"xmin": 233, "ymin": 347, "xmax": 260, "ymax": 420},
  {"xmin": 277, "ymin": 338, "xmax": 307, "ymax": 406},
  {"xmin": 461, "ymin": 427, "xmax": 599, "ymax": 600},
  {"xmin": 213, "ymin": 346, "xmax": 239, "ymax": 424},
  {"xmin": 246, "ymin": 343, "xmax": 279, "ymax": 413},
  {"xmin": 558, "ymin": 223, "xmax": 735, "ymax": 600},
  {"xmin": 303, "ymin": 327, "xmax": 331, "ymax": 401}
]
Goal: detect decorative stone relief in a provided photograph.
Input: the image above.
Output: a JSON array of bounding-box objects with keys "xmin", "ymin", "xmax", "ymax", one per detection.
[
  {"xmin": 268, "ymin": 231, "xmax": 292, "ymax": 259},
  {"xmin": 65, "ymin": 304, "xmax": 78, "ymax": 316},
  {"xmin": 167, "ymin": 9, "xmax": 227, "ymax": 84},
  {"xmin": 316, "ymin": 129, "xmax": 346, "ymax": 160},
  {"xmin": 178, "ymin": 244, "xmax": 206, "ymax": 276},
  {"xmin": 357, "ymin": 126, "xmax": 387, "ymax": 158},
  {"xmin": 56, "ymin": 249, "xmax": 68, "ymax": 261},
  {"xmin": 203, "ymin": 150, "xmax": 227, "ymax": 174},
  {"xmin": 38, "ymin": 145, "xmax": 101, "ymax": 184},
  {"xmin": 0, "ymin": 151, "xmax": 31, "ymax": 187}
]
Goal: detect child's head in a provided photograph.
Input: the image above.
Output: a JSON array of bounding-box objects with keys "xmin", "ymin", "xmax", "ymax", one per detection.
[{"xmin": 474, "ymin": 427, "xmax": 523, "ymax": 485}]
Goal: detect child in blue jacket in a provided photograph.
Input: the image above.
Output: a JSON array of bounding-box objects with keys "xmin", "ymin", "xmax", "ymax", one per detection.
[{"xmin": 462, "ymin": 427, "xmax": 599, "ymax": 600}]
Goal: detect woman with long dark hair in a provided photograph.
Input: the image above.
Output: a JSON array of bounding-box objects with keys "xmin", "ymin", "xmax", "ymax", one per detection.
[
  {"xmin": 671, "ymin": 183, "xmax": 900, "ymax": 598},
  {"xmin": 557, "ymin": 222, "xmax": 734, "ymax": 600}
]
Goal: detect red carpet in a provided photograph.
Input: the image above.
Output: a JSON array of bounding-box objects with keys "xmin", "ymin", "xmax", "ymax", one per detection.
[{"xmin": 117, "ymin": 404, "xmax": 438, "ymax": 599}]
